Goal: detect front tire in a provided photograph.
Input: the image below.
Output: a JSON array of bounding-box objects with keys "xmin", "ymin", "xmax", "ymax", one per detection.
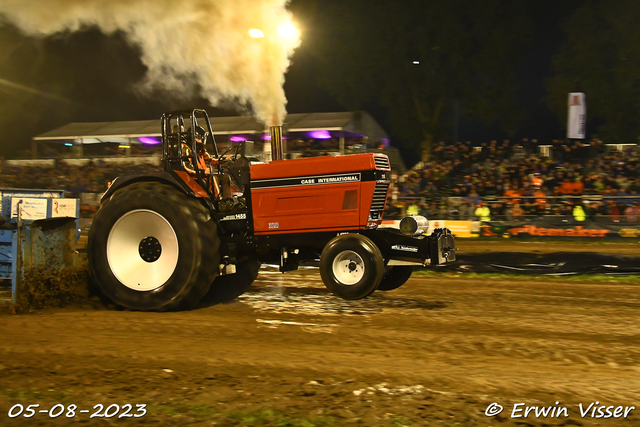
[
  {"xmin": 320, "ymin": 234, "xmax": 384, "ymax": 300},
  {"xmin": 377, "ymin": 266, "xmax": 413, "ymax": 291},
  {"xmin": 87, "ymin": 182, "xmax": 220, "ymax": 311}
]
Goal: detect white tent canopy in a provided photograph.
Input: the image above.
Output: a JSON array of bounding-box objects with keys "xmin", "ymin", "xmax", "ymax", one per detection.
[
  {"xmin": 33, "ymin": 111, "xmax": 389, "ymax": 142},
  {"xmin": 31, "ymin": 111, "xmax": 406, "ymax": 171}
]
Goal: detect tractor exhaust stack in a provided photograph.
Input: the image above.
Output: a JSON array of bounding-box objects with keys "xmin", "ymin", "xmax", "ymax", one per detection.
[{"xmin": 270, "ymin": 126, "xmax": 283, "ymax": 161}]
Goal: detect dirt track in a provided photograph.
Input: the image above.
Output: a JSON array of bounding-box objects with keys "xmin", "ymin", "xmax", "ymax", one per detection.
[{"xmin": 1, "ymin": 239, "xmax": 640, "ymax": 426}]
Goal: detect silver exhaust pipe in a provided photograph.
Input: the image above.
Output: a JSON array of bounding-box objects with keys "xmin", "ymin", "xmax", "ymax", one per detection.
[{"xmin": 270, "ymin": 126, "xmax": 283, "ymax": 161}]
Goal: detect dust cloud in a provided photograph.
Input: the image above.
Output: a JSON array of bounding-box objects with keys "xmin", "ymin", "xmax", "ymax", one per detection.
[{"xmin": 0, "ymin": 0, "xmax": 300, "ymax": 126}]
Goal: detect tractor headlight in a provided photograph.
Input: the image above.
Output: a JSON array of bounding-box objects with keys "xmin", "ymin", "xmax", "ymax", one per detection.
[{"xmin": 399, "ymin": 215, "xmax": 429, "ymax": 236}]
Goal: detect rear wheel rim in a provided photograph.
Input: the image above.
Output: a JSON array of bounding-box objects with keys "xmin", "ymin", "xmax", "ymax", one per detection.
[
  {"xmin": 332, "ymin": 250, "xmax": 365, "ymax": 285},
  {"xmin": 107, "ymin": 209, "xmax": 179, "ymax": 291}
]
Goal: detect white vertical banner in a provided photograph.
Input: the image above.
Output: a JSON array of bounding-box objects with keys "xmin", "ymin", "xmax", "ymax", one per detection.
[{"xmin": 567, "ymin": 92, "xmax": 586, "ymax": 139}]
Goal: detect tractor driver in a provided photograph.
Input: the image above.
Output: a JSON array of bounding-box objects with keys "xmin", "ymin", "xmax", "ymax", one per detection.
[
  {"xmin": 182, "ymin": 126, "xmax": 216, "ymax": 174},
  {"xmin": 181, "ymin": 126, "xmax": 231, "ymax": 198}
]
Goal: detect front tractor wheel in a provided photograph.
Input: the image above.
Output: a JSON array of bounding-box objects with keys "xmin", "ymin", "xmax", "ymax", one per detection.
[
  {"xmin": 320, "ymin": 234, "xmax": 384, "ymax": 300},
  {"xmin": 87, "ymin": 182, "xmax": 220, "ymax": 311}
]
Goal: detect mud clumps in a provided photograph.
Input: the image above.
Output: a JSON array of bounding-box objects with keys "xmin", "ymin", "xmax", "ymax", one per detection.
[{"xmin": 14, "ymin": 265, "xmax": 90, "ymax": 313}]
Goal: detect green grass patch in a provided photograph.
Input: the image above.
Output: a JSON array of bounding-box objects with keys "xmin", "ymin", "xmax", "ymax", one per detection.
[
  {"xmin": 3, "ymin": 389, "xmax": 43, "ymax": 401},
  {"xmin": 415, "ymin": 269, "xmax": 640, "ymax": 283},
  {"xmin": 466, "ymin": 237, "xmax": 640, "ymax": 244},
  {"xmin": 226, "ymin": 408, "xmax": 338, "ymax": 426},
  {"xmin": 2, "ymin": 388, "xmax": 70, "ymax": 402},
  {"xmin": 2, "ymin": 392, "xmax": 418, "ymax": 426},
  {"xmin": 145, "ymin": 405, "xmax": 349, "ymax": 426},
  {"xmin": 388, "ymin": 415, "xmax": 413, "ymax": 426}
]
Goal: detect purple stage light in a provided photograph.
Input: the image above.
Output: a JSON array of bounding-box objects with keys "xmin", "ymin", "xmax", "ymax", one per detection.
[
  {"xmin": 309, "ymin": 130, "xmax": 331, "ymax": 139},
  {"xmin": 138, "ymin": 137, "xmax": 161, "ymax": 145},
  {"xmin": 230, "ymin": 136, "xmax": 247, "ymax": 142}
]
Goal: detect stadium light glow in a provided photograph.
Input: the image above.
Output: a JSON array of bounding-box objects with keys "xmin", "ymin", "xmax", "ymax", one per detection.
[
  {"xmin": 278, "ymin": 23, "xmax": 299, "ymax": 39},
  {"xmin": 249, "ymin": 29, "xmax": 265, "ymax": 38}
]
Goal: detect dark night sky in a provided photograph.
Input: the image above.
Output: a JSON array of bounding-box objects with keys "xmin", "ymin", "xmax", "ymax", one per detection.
[
  {"xmin": 0, "ymin": 0, "xmax": 585, "ymax": 163},
  {"xmin": 288, "ymin": 0, "xmax": 583, "ymax": 157}
]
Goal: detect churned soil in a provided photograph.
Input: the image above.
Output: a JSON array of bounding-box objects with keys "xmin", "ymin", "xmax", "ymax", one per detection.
[{"xmin": 1, "ymin": 239, "xmax": 640, "ymax": 426}]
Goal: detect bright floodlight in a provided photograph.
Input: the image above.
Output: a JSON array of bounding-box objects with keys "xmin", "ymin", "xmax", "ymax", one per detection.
[
  {"xmin": 278, "ymin": 23, "xmax": 299, "ymax": 39},
  {"xmin": 413, "ymin": 61, "xmax": 420, "ymax": 65},
  {"xmin": 249, "ymin": 29, "xmax": 265, "ymax": 38}
]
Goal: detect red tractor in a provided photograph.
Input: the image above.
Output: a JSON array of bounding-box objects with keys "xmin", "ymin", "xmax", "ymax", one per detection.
[{"xmin": 87, "ymin": 109, "xmax": 455, "ymax": 311}]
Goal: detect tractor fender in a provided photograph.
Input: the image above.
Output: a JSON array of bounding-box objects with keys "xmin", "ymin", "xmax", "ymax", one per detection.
[{"xmin": 101, "ymin": 171, "xmax": 208, "ymax": 203}]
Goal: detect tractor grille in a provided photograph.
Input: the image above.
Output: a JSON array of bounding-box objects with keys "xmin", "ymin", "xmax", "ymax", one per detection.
[
  {"xmin": 374, "ymin": 156, "xmax": 390, "ymax": 170},
  {"xmin": 369, "ymin": 182, "xmax": 389, "ymax": 220}
]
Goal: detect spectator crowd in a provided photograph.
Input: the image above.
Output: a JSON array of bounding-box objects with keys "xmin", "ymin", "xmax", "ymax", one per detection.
[
  {"xmin": 384, "ymin": 138, "xmax": 640, "ymax": 222},
  {"xmin": 3, "ymin": 136, "xmax": 640, "ymax": 223},
  {"xmin": 0, "ymin": 161, "xmax": 160, "ymax": 198}
]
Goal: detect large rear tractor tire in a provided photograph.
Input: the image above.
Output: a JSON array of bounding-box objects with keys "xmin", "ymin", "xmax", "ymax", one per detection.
[
  {"xmin": 87, "ymin": 182, "xmax": 220, "ymax": 311},
  {"xmin": 199, "ymin": 257, "xmax": 261, "ymax": 306},
  {"xmin": 320, "ymin": 233, "xmax": 384, "ymax": 300},
  {"xmin": 376, "ymin": 266, "xmax": 413, "ymax": 291}
]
